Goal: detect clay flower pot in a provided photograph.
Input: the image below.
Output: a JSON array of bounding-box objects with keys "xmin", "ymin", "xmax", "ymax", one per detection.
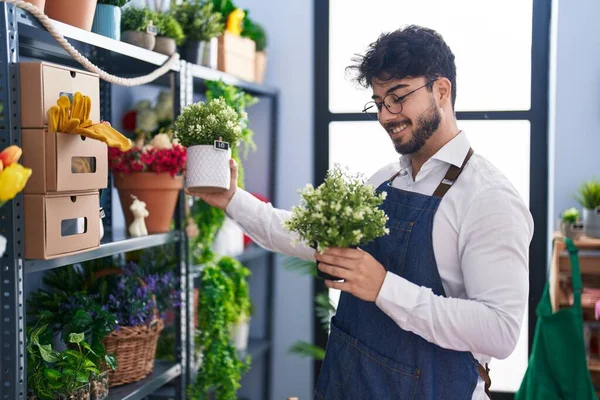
[
  {"xmin": 154, "ymin": 37, "xmax": 177, "ymax": 56},
  {"xmin": 122, "ymin": 31, "xmax": 156, "ymax": 50},
  {"xmin": 113, "ymin": 172, "xmax": 183, "ymax": 234},
  {"xmin": 45, "ymin": 0, "xmax": 98, "ymax": 31}
]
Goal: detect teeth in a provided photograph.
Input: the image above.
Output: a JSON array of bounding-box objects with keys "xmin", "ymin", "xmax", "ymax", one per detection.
[{"xmin": 392, "ymin": 124, "xmax": 408, "ymax": 134}]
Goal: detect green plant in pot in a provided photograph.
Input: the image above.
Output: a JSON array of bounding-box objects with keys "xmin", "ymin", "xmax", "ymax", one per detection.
[
  {"xmin": 575, "ymin": 178, "xmax": 600, "ymax": 238},
  {"xmin": 559, "ymin": 207, "xmax": 583, "ymax": 240},
  {"xmin": 284, "ymin": 164, "xmax": 390, "ymax": 280},
  {"xmin": 92, "ymin": 0, "xmax": 130, "ymax": 40},
  {"xmin": 121, "ymin": 6, "xmax": 157, "ymax": 50},
  {"xmin": 174, "ymin": 97, "xmax": 242, "ymax": 193},
  {"xmin": 242, "ymin": 16, "xmax": 268, "ymax": 83},
  {"xmin": 153, "ymin": 11, "xmax": 185, "ymax": 56},
  {"xmin": 171, "ymin": 0, "xmax": 224, "ymax": 67}
]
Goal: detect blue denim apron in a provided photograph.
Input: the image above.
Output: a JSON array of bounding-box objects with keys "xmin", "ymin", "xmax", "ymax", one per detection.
[{"xmin": 315, "ymin": 148, "xmax": 491, "ymax": 400}]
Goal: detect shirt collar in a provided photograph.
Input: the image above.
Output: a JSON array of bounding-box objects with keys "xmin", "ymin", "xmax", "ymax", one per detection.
[{"xmin": 397, "ymin": 131, "xmax": 471, "ymax": 171}]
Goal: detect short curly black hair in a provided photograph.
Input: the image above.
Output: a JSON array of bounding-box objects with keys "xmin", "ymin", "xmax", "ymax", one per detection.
[{"xmin": 347, "ymin": 25, "xmax": 457, "ymax": 109}]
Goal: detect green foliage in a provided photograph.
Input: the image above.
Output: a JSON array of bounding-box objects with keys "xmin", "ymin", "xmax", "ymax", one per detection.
[
  {"xmin": 206, "ymin": 80, "xmax": 258, "ymax": 158},
  {"xmin": 121, "ymin": 6, "xmax": 154, "ymax": 32},
  {"xmin": 171, "ymin": 0, "xmax": 225, "ymax": 42},
  {"xmin": 97, "ymin": 0, "xmax": 130, "ymax": 6},
  {"xmin": 211, "ymin": 0, "xmax": 236, "ymax": 20},
  {"xmin": 216, "ymin": 256, "xmax": 252, "ymax": 319},
  {"xmin": 189, "ymin": 264, "xmax": 250, "ymax": 399},
  {"xmin": 155, "ymin": 11, "xmax": 185, "ymax": 45},
  {"xmin": 174, "ymin": 98, "xmax": 242, "ymax": 148},
  {"xmin": 285, "ymin": 164, "xmax": 390, "ymax": 252},
  {"xmin": 190, "ymin": 199, "xmax": 226, "ymax": 264},
  {"xmin": 156, "ymin": 326, "xmax": 177, "ymax": 362},
  {"xmin": 575, "ymin": 178, "xmax": 600, "ymax": 209},
  {"xmin": 242, "ymin": 17, "xmax": 267, "ymax": 52},
  {"xmin": 27, "ymin": 320, "xmax": 100, "ymax": 399},
  {"xmin": 561, "ymin": 207, "xmax": 580, "ymax": 224},
  {"xmin": 288, "ymin": 341, "xmax": 326, "ymax": 360}
]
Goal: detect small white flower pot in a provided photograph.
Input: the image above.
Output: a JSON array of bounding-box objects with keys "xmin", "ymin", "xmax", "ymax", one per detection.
[
  {"xmin": 583, "ymin": 207, "xmax": 600, "ymax": 238},
  {"xmin": 186, "ymin": 144, "xmax": 231, "ymax": 193},
  {"xmin": 213, "ymin": 216, "xmax": 245, "ymax": 257},
  {"xmin": 230, "ymin": 315, "xmax": 251, "ymax": 351}
]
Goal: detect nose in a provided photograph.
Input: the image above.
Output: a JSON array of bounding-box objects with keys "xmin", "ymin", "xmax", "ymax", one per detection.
[{"xmin": 379, "ymin": 106, "xmax": 400, "ymax": 124}]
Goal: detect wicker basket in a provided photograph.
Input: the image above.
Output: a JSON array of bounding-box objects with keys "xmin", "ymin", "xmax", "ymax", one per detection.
[{"xmin": 91, "ymin": 268, "xmax": 165, "ymax": 387}]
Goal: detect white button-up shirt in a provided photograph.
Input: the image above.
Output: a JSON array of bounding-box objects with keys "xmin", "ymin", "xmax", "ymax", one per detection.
[{"xmin": 226, "ymin": 131, "xmax": 534, "ymax": 399}]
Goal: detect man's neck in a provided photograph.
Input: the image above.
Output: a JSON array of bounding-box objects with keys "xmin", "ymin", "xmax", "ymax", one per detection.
[{"xmin": 410, "ymin": 122, "xmax": 460, "ymax": 179}]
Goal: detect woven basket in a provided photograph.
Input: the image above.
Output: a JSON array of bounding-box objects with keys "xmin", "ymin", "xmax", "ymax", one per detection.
[
  {"xmin": 91, "ymin": 268, "xmax": 165, "ymax": 387},
  {"xmin": 103, "ymin": 318, "xmax": 164, "ymax": 387}
]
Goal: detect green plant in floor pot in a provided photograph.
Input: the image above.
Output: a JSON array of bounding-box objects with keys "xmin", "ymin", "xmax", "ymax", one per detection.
[
  {"xmin": 121, "ymin": 6, "xmax": 156, "ymax": 50},
  {"xmin": 91, "ymin": 0, "xmax": 130, "ymax": 40},
  {"xmin": 559, "ymin": 207, "xmax": 584, "ymax": 240},
  {"xmin": 174, "ymin": 97, "xmax": 242, "ymax": 193},
  {"xmin": 575, "ymin": 179, "xmax": 600, "ymax": 238},
  {"xmin": 153, "ymin": 11, "xmax": 185, "ymax": 56}
]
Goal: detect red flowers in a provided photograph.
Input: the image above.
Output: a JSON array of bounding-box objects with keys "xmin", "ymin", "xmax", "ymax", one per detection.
[{"xmin": 108, "ymin": 144, "xmax": 186, "ymax": 177}]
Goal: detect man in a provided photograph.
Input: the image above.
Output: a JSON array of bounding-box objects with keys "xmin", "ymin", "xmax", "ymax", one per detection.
[{"xmin": 188, "ymin": 25, "xmax": 533, "ymax": 400}]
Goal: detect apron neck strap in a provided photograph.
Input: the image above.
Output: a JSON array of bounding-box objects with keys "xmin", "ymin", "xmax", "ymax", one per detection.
[
  {"xmin": 433, "ymin": 147, "xmax": 474, "ymax": 198},
  {"xmin": 564, "ymin": 237, "xmax": 583, "ymax": 306}
]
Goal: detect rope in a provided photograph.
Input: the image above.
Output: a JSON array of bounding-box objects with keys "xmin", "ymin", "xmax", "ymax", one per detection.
[{"xmin": 1, "ymin": 0, "xmax": 180, "ymax": 86}]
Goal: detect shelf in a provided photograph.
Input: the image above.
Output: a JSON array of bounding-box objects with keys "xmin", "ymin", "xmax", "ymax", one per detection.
[
  {"xmin": 106, "ymin": 361, "xmax": 181, "ymax": 400},
  {"xmin": 188, "ymin": 63, "xmax": 278, "ymax": 97},
  {"xmin": 24, "ymin": 231, "xmax": 181, "ymax": 273}
]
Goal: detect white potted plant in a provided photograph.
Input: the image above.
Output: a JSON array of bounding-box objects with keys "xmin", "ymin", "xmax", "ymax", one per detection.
[
  {"xmin": 174, "ymin": 98, "xmax": 242, "ymax": 193},
  {"xmin": 575, "ymin": 179, "xmax": 600, "ymax": 238},
  {"xmin": 284, "ymin": 164, "xmax": 390, "ymax": 280}
]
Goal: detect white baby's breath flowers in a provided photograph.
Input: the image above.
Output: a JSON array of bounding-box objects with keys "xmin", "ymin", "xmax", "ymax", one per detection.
[
  {"xmin": 150, "ymin": 133, "xmax": 173, "ymax": 150},
  {"xmin": 284, "ymin": 164, "xmax": 390, "ymax": 252}
]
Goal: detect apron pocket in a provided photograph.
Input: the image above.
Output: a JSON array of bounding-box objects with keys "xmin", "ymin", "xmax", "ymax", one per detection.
[{"xmin": 317, "ymin": 319, "xmax": 420, "ymax": 399}]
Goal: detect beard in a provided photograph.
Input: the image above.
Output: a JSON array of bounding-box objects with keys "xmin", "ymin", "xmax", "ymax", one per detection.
[{"xmin": 385, "ymin": 100, "xmax": 441, "ymax": 155}]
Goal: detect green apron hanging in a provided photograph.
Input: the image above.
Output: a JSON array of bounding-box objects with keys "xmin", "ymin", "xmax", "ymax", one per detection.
[{"xmin": 516, "ymin": 237, "xmax": 597, "ymax": 400}]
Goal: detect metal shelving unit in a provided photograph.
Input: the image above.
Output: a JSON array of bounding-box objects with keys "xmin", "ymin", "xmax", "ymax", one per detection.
[{"xmin": 0, "ymin": 3, "xmax": 279, "ymax": 400}]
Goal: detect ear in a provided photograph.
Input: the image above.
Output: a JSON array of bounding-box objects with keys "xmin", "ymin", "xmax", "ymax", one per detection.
[{"xmin": 435, "ymin": 78, "xmax": 452, "ymax": 109}]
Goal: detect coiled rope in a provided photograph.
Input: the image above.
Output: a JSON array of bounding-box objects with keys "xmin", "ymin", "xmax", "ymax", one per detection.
[{"xmin": 0, "ymin": 0, "xmax": 180, "ymax": 86}]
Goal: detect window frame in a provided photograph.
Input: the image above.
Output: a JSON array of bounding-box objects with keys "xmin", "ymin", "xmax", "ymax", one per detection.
[{"xmin": 313, "ymin": 1, "xmax": 551, "ymax": 397}]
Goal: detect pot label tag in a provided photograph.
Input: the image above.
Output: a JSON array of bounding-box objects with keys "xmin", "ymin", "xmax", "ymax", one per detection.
[
  {"xmin": 146, "ymin": 21, "xmax": 158, "ymax": 36},
  {"xmin": 214, "ymin": 140, "xmax": 230, "ymax": 151}
]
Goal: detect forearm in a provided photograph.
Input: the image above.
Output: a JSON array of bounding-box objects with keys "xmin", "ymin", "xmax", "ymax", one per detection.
[{"xmin": 226, "ymin": 189, "xmax": 315, "ymax": 261}]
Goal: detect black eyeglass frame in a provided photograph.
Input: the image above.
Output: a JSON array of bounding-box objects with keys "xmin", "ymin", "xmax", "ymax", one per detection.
[{"xmin": 362, "ymin": 78, "xmax": 439, "ymax": 119}]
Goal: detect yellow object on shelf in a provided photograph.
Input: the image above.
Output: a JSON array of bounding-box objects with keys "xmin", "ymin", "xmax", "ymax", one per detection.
[
  {"xmin": 226, "ymin": 8, "xmax": 245, "ymax": 36},
  {"xmin": 47, "ymin": 92, "xmax": 132, "ymax": 151}
]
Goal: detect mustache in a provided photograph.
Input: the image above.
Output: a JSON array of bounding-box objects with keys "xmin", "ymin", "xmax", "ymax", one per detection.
[{"xmin": 383, "ymin": 120, "xmax": 411, "ymax": 131}]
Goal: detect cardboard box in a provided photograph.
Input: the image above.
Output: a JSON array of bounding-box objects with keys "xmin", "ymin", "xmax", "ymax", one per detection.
[
  {"xmin": 22, "ymin": 129, "xmax": 108, "ymax": 194},
  {"xmin": 25, "ymin": 191, "xmax": 100, "ymax": 259},
  {"xmin": 218, "ymin": 32, "xmax": 256, "ymax": 82},
  {"xmin": 20, "ymin": 61, "xmax": 100, "ymax": 128}
]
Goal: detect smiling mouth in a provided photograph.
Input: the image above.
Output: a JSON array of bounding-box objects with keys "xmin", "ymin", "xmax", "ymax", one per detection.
[{"xmin": 389, "ymin": 123, "xmax": 409, "ymax": 137}]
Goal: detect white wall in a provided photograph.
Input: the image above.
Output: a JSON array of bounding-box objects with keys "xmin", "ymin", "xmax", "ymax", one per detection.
[
  {"xmin": 549, "ymin": 0, "xmax": 600, "ymax": 233},
  {"xmin": 230, "ymin": 1, "xmax": 316, "ymax": 399}
]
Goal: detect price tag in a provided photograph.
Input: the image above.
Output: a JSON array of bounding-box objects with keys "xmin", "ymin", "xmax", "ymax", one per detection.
[
  {"xmin": 214, "ymin": 140, "xmax": 230, "ymax": 151},
  {"xmin": 146, "ymin": 21, "xmax": 158, "ymax": 36}
]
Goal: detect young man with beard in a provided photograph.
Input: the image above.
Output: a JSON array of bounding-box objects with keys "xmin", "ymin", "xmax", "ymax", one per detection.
[{"xmin": 187, "ymin": 25, "xmax": 534, "ymax": 400}]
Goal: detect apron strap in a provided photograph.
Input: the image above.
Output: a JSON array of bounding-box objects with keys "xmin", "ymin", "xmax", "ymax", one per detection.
[
  {"xmin": 564, "ymin": 237, "xmax": 582, "ymax": 307},
  {"xmin": 477, "ymin": 362, "xmax": 492, "ymax": 399},
  {"xmin": 432, "ymin": 147, "xmax": 474, "ymax": 198}
]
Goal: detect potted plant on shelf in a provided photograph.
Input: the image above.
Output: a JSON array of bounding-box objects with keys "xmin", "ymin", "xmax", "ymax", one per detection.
[
  {"xmin": 174, "ymin": 97, "xmax": 242, "ymax": 193},
  {"xmin": 242, "ymin": 16, "xmax": 267, "ymax": 83},
  {"xmin": 109, "ymin": 92, "xmax": 185, "ymax": 234},
  {"xmin": 284, "ymin": 164, "xmax": 390, "ymax": 280},
  {"xmin": 153, "ymin": 11, "xmax": 185, "ymax": 55},
  {"xmin": 91, "ymin": 0, "xmax": 130, "ymax": 40},
  {"xmin": 45, "ymin": 0, "xmax": 98, "ymax": 31},
  {"xmin": 559, "ymin": 207, "xmax": 584, "ymax": 240},
  {"xmin": 576, "ymin": 178, "xmax": 600, "ymax": 238},
  {"xmin": 121, "ymin": 6, "xmax": 157, "ymax": 50},
  {"xmin": 172, "ymin": 0, "xmax": 224, "ymax": 67}
]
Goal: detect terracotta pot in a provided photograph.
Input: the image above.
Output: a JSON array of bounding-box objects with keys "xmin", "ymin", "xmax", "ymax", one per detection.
[
  {"xmin": 23, "ymin": 0, "xmax": 46, "ymax": 11},
  {"xmin": 45, "ymin": 0, "xmax": 97, "ymax": 31},
  {"xmin": 113, "ymin": 172, "xmax": 183, "ymax": 234},
  {"xmin": 122, "ymin": 30, "xmax": 156, "ymax": 50}
]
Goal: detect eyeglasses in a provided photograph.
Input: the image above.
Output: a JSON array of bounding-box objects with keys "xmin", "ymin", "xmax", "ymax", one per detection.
[{"xmin": 362, "ymin": 79, "xmax": 438, "ymax": 120}]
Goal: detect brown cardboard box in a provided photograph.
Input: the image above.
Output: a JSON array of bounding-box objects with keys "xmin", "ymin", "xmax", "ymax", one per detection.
[
  {"xmin": 22, "ymin": 129, "xmax": 108, "ymax": 194},
  {"xmin": 20, "ymin": 61, "xmax": 100, "ymax": 128},
  {"xmin": 25, "ymin": 191, "xmax": 100, "ymax": 259},
  {"xmin": 218, "ymin": 32, "xmax": 256, "ymax": 82}
]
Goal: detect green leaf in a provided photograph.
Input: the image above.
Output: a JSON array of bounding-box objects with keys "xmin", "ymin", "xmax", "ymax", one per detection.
[
  {"xmin": 76, "ymin": 372, "xmax": 90, "ymax": 383},
  {"xmin": 105, "ymin": 354, "xmax": 117, "ymax": 371},
  {"xmin": 62, "ymin": 368, "xmax": 78, "ymax": 377},
  {"xmin": 43, "ymin": 368, "xmax": 62, "ymax": 380},
  {"xmin": 80, "ymin": 340, "xmax": 97, "ymax": 355},
  {"xmin": 83, "ymin": 359, "xmax": 97, "ymax": 369},
  {"xmin": 68, "ymin": 332, "xmax": 85, "ymax": 344},
  {"xmin": 37, "ymin": 343, "xmax": 60, "ymax": 363},
  {"xmin": 288, "ymin": 341, "xmax": 326, "ymax": 360}
]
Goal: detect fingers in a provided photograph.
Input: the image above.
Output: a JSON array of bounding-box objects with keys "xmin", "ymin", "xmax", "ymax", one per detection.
[
  {"xmin": 322, "ymin": 247, "xmax": 363, "ymax": 259},
  {"xmin": 230, "ymin": 158, "xmax": 238, "ymax": 185},
  {"xmin": 315, "ymin": 253, "xmax": 354, "ymax": 269},
  {"xmin": 318, "ymin": 263, "xmax": 350, "ymax": 280},
  {"xmin": 325, "ymin": 279, "xmax": 351, "ymax": 292}
]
